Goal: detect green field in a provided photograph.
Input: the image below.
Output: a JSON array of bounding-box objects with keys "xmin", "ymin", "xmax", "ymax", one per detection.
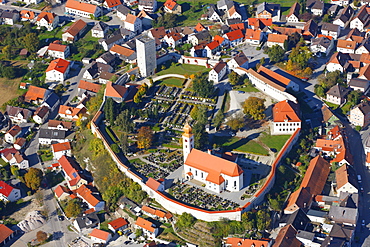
[
  {"xmin": 214, "ymin": 136, "xmax": 269, "ymax": 155},
  {"xmin": 157, "ymin": 63, "xmax": 210, "ymax": 76},
  {"xmin": 260, "ymin": 133, "xmax": 291, "ymax": 152},
  {"xmin": 234, "ymin": 84, "xmax": 259, "ymax": 93},
  {"xmin": 158, "ymin": 77, "xmax": 186, "ymax": 87}
]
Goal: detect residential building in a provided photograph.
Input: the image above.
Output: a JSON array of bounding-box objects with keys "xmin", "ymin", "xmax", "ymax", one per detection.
[
  {"xmin": 301, "ymin": 156, "xmax": 331, "ymax": 195},
  {"xmin": 45, "ymin": 58, "xmax": 70, "ymax": 82},
  {"xmin": 0, "ymin": 224, "xmax": 15, "ymax": 246},
  {"xmin": 209, "ymin": 61, "xmax": 227, "ymax": 83},
  {"xmin": 135, "ymin": 217, "xmax": 159, "ymax": 238},
  {"xmin": 350, "ymin": 5, "xmax": 370, "ymax": 31},
  {"xmin": 227, "ymin": 52, "xmax": 249, "ymax": 70},
  {"xmin": 138, "ymin": 0, "xmax": 157, "ymax": 12},
  {"xmin": 326, "ymin": 52, "xmax": 350, "ymax": 73},
  {"xmin": 137, "ymin": 9, "xmax": 155, "ymax": 29},
  {"xmin": 124, "ymin": 14, "xmax": 142, "ymax": 34},
  {"xmin": 24, "ymin": 85, "xmax": 50, "ymax": 104},
  {"xmin": 337, "ymin": 39, "xmax": 356, "ymax": 54},
  {"xmin": 41, "ymin": 92, "xmax": 60, "ymax": 112},
  {"xmin": 349, "ymin": 78, "xmax": 370, "ymax": 92},
  {"xmin": 6, "ymin": 106, "xmax": 32, "ymax": 124},
  {"xmin": 73, "ymin": 212, "xmax": 100, "ymax": 232},
  {"xmin": 310, "ymin": 36, "xmax": 334, "ymax": 57},
  {"xmin": 5, "ymin": 125, "xmax": 22, "ymax": 144},
  {"xmin": 108, "ymin": 218, "xmax": 129, "ymax": 233},
  {"xmin": 306, "ymin": 209, "xmax": 328, "ymax": 224},
  {"xmin": 349, "ymin": 101, "xmax": 370, "ymax": 127},
  {"xmin": 90, "ymin": 229, "xmax": 111, "ymax": 244},
  {"xmin": 164, "ymin": 32, "xmax": 183, "ymax": 48},
  {"xmin": 33, "ymin": 105, "xmax": 50, "ymax": 124},
  {"xmin": 36, "ymin": 12, "xmax": 59, "ymax": 31},
  {"xmin": 104, "ymin": 0, "xmax": 121, "ymax": 10},
  {"xmin": 62, "ymin": 19, "xmax": 87, "ymax": 42},
  {"xmin": 14, "ymin": 138, "xmax": 26, "ymax": 150},
  {"xmin": 333, "ymin": 6, "xmax": 354, "ymax": 28},
  {"xmin": 48, "ymin": 120, "xmax": 72, "ymax": 131},
  {"xmin": 48, "ymin": 41, "xmax": 70, "ymax": 59},
  {"xmin": 328, "ymin": 223, "xmax": 355, "ymax": 246},
  {"xmin": 2, "ymin": 151, "xmax": 29, "ymax": 169},
  {"xmin": 163, "ymin": 0, "xmax": 181, "ymax": 14},
  {"xmin": 59, "ymin": 155, "xmax": 88, "ymax": 189},
  {"xmin": 273, "ymin": 224, "xmax": 301, "ymax": 247},
  {"xmin": 20, "ymin": 10, "xmax": 35, "ymax": 21},
  {"xmin": 326, "ymin": 84, "xmax": 349, "ymax": 105},
  {"xmin": 189, "ymin": 30, "xmax": 212, "ymax": 46},
  {"xmin": 52, "ymin": 141, "xmax": 72, "ymax": 160},
  {"xmin": 256, "ymin": 2, "xmax": 280, "ymax": 22},
  {"xmin": 223, "ymin": 29, "xmax": 244, "ymax": 47},
  {"xmin": 58, "ymin": 104, "xmax": 87, "ymax": 121},
  {"xmin": 54, "ymin": 185, "xmax": 72, "ymax": 201},
  {"xmin": 272, "ymin": 100, "xmax": 301, "ymax": 135},
  {"xmin": 104, "ymin": 81, "xmax": 137, "ymax": 103},
  {"xmin": 39, "ymin": 128, "xmax": 70, "ymax": 145},
  {"xmin": 286, "ymin": 2, "xmax": 301, "ymax": 23},
  {"xmin": 83, "ymin": 61, "xmax": 113, "ymax": 79},
  {"xmin": 76, "ymin": 184, "xmax": 105, "ymax": 212},
  {"xmin": 116, "ymin": 4, "xmax": 135, "ymax": 21},
  {"xmin": 0, "ymin": 181, "xmax": 21, "ymax": 202},
  {"xmin": 91, "ymin": 21, "xmax": 109, "ymax": 38},
  {"xmin": 303, "ymin": 20, "xmax": 318, "ymax": 39},
  {"xmin": 279, "ymin": 209, "xmax": 310, "ymax": 231},
  {"xmin": 311, "ymin": 0, "xmax": 324, "ymax": 16},
  {"xmin": 266, "ymin": 33, "xmax": 288, "ymax": 48},
  {"xmin": 109, "ymin": 44, "xmax": 136, "ymax": 62},
  {"xmin": 321, "ymin": 23, "xmax": 341, "ymax": 39},
  {"xmin": 136, "ymin": 36, "xmax": 156, "ymax": 77},
  {"xmin": 96, "ymin": 52, "xmax": 116, "ymax": 65},
  {"xmin": 1, "ymin": 10, "xmax": 19, "ymax": 25},
  {"xmin": 78, "ymin": 80, "xmax": 102, "ymax": 100},
  {"xmin": 225, "ymin": 238, "xmax": 272, "ymax": 247},
  {"xmin": 65, "ymin": 0, "xmax": 102, "ymax": 18},
  {"xmin": 335, "ymin": 164, "xmax": 358, "ymax": 194},
  {"xmin": 329, "ymin": 205, "xmax": 358, "ymax": 226},
  {"xmin": 284, "ymin": 187, "xmax": 312, "ymax": 214},
  {"xmin": 244, "ymin": 29, "xmax": 264, "ymax": 46}
]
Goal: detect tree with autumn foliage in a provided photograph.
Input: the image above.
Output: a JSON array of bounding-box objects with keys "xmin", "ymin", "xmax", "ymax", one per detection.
[
  {"xmin": 24, "ymin": 168, "xmax": 43, "ymax": 191},
  {"xmin": 137, "ymin": 126, "xmax": 153, "ymax": 149},
  {"xmin": 242, "ymin": 97, "xmax": 266, "ymax": 120}
]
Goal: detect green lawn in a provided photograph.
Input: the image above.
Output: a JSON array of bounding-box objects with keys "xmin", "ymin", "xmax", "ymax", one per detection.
[
  {"xmin": 340, "ymin": 102, "xmax": 352, "ymax": 115},
  {"xmin": 214, "ymin": 136, "xmax": 269, "ymax": 155},
  {"xmin": 157, "ymin": 63, "xmax": 210, "ymax": 76},
  {"xmin": 234, "ymin": 84, "xmax": 259, "ymax": 93},
  {"xmin": 260, "ymin": 133, "xmax": 290, "ymax": 152},
  {"xmin": 38, "ymin": 22, "xmax": 74, "ymax": 44},
  {"xmin": 158, "ymin": 77, "xmax": 185, "ymax": 87}
]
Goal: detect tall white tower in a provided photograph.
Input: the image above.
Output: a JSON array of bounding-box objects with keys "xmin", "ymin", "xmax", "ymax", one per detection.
[
  {"xmin": 136, "ymin": 36, "xmax": 156, "ymax": 78},
  {"xmin": 182, "ymin": 123, "xmax": 194, "ymax": 162}
]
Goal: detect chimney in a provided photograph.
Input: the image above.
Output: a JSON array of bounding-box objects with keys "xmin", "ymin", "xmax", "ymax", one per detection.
[{"xmin": 207, "ymin": 149, "xmax": 212, "ymax": 154}]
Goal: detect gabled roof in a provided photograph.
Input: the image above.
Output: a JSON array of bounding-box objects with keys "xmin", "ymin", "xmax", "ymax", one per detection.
[
  {"xmin": 326, "ymin": 84, "xmax": 349, "ymax": 98},
  {"xmin": 248, "ymin": 18, "xmax": 272, "ymax": 28},
  {"xmin": 36, "ymin": 11, "xmax": 57, "ymax": 23},
  {"xmin": 301, "ymin": 156, "xmax": 330, "ymax": 195},
  {"xmin": 353, "ymin": 100, "xmax": 370, "ymax": 115},
  {"xmin": 0, "ymin": 181, "xmax": 16, "ymax": 197},
  {"xmin": 335, "ymin": 164, "xmax": 357, "ymax": 190},
  {"xmin": 110, "ymin": 44, "xmax": 135, "ymax": 57},
  {"xmin": 195, "ymin": 22, "xmax": 206, "ymax": 32},
  {"xmin": 54, "ymin": 184, "xmax": 71, "ymax": 197},
  {"xmin": 146, "ymin": 177, "xmax": 161, "ymax": 191},
  {"xmin": 117, "ymin": 4, "xmax": 133, "ymax": 15},
  {"xmin": 303, "ymin": 20, "xmax": 318, "ymax": 37},
  {"xmin": 311, "ymin": 36, "xmax": 331, "ymax": 49},
  {"xmin": 64, "ymin": 19, "xmax": 87, "ymax": 37},
  {"xmin": 329, "ymin": 205, "xmax": 358, "ymax": 225},
  {"xmin": 328, "ymin": 52, "xmax": 349, "ymax": 66},
  {"xmin": 224, "ymin": 29, "xmax": 244, "ymax": 41},
  {"xmin": 0, "ymin": 224, "xmax": 14, "ymax": 243},
  {"xmin": 109, "ymin": 218, "xmax": 128, "ymax": 230},
  {"xmin": 6, "ymin": 106, "xmax": 32, "ymax": 119},
  {"xmin": 48, "ymin": 40, "xmax": 68, "ymax": 52},
  {"xmin": 136, "ymin": 217, "xmax": 156, "ymax": 233},
  {"xmin": 20, "ymin": 10, "xmax": 35, "ymax": 20},
  {"xmin": 24, "ymin": 85, "xmax": 48, "ymax": 103},
  {"xmin": 46, "ymin": 58, "xmax": 70, "ymax": 73},
  {"xmin": 52, "ymin": 141, "xmax": 71, "ymax": 153},
  {"xmin": 166, "ymin": 32, "xmax": 182, "ymax": 42},
  {"xmin": 48, "ymin": 120, "xmax": 72, "ymax": 129},
  {"xmin": 58, "ymin": 105, "xmax": 86, "ymax": 118},
  {"xmin": 273, "ymin": 27, "xmax": 302, "ymax": 36},
  {"xmin": 92, "ymin": 21, "xmax": 108, "ymax": 32},
  {"xmin": 34, "ymin": 105, "xmax": 49, "ymax": 118},
  {"xmin": 273, "ymin": 224, "xmax": 301, "ymax": 247},
  {"xmin": 212, "ymin": 61, "xmax": 227, "ymax": 73},
  {"xmin": 149, "ymin": 27, "xmax": 166, "ymax": 39},
  {"xmin": 329, "ymin": 223, "xmax": 355, "ymax": 241},
  {"xmin": 6, "ymin": 125, "xmax": 21, "ymax": 137},
  {"xmin": 231, "ymin": 52, "xmax": 248, "ymax": 66},
  {"xmin": 105, "ymin": 81, "xmax": 127, "ymax": 98},
  {"xmin": 78, "ymin": 80, "xmax": 102, "ymax": 93},
  {"xmin": 273, "ymin": 100, "xmax": 301, "ymax": 122},
  {"xmin": 66, "ymin": 0, "xmax": 98, "ymax": 14},
  {"xmin": 58, "ymin": 155, "xmax": 82, "ymax": 180},
  {"xmin": 337, "ymin": 39, "xmax": 356, "ymax": 50},
  {"xmin": 285, "ymin": 187, "xmax": 312, "ymax": 213},
  {"xmin": 287, "ymin": 2, "xmax": 301, "ymax": 18},
  {"xmin": 321, "ymin": 22, "xmax": 339, "ymax": 33},
  {"xmin": 226, "ymin": 238, "xmax": 270, "ymax": 247},
  {"xmin": 244, "ymin": 29, "xmax": 262, "ymax": 40},
  {"xmin": 257, "ymin": 66, "xmax": 291, "ymax": 86},
  {"xmin": 76, "ymin": 184, "xmax": 102, "ymax": 207},
  {"xmin": 125, "ymin": 14, "xmax": 137, "ymax": 24},
  {"xmin": 105, "ymin": 0, "xmax": 121, "ymax": 8},
  {"xmin": 164, "ymin": 0, "xmax": 177, "ymax": 10},
  {"xmin": 90, "ymin": 228, "xmax": 110, "ymax": 241}
]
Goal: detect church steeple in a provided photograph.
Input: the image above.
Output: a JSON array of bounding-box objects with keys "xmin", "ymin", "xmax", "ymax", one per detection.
[{"xmin": 182, "ymin": 123, "xmax": 194, "ymax": 162}]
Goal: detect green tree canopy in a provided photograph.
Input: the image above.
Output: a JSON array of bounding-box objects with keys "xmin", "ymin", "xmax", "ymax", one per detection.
[
  {"xmin": 242, "ymin": 97, "xmax": 266, "ymax": 120},
  {"xmin": 176, "ymin": 212, "xmax": 197, "ymax": 228},
  {"xmin": 228, "ymin": 71, "xmax": 241, "ymax": 86},
  {"xmin": 226, "ymin": 113, "xmax": 245, "ymax": 131},
  {"xmin": 24, "ymin": 168, "xmax": 43, "ymax": 191},
  {"xmin": 264, "ymin": 45, "xmax": 285, "ymax": 63},
  {"xmin": 212, "ymin": 110, "xmax": 224, "ymax": 129},
  {"xmin": 23, "ymin": 33, "xmax": 40, "ymax": 53},
  {"xmin": 193, "ymin": 122, "xmax": 209, "ymax": 150},
  {"xmin": 152, "ymin": 13, "xmax": 178, "ymax": 29},
  {"xmin": 64, "ymin": 199, "xmax": 82, "ymax": 218},
  {"xmin": 288, "ymin": 46, "xmax": 312, "ymax": 70},
  {"xmin": 193, "ymin": 72, "xmax": 214, "ymax": 98}
]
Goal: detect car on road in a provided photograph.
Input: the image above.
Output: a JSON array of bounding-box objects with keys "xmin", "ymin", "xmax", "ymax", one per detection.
[
  {"xmin": 362, "ymin": 220, "xmax": 366, "ymax": 227},
  {"xmin": 238, "ymin": 91, "xmax": 245, "ymax": 94},
  {"xmin": 58, "ymin": 216, "xmax": 64, "ymax": 221}
]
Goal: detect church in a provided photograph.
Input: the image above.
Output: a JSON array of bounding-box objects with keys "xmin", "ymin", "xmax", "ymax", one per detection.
[{"xmin": 182, "ymin": 123, "xmax": 244, "ymax": 193}]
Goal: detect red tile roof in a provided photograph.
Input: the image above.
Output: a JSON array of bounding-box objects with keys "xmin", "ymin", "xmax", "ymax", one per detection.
[
  {"xmin": 248, "ymin": 18, "xmax": 272, "ymax": 27},
  {"xmin": 164, "ymin": 0, "xmax": 177, "ymax": 10},
  {"xmin": 66, "ymin": 0, "xmax": 98, "ymax": 14},
  {"xmin": 110, "ymin": 44, "xmax": 135, "ymax": 57},
  {"xmin": 24, "ymin": 85, "xmax": 48, "ymax": 102},
  {"xmin": 58, "ymin": 105, "xmax": 86, "ymax": 118},
  {"xmin": 54, "ymin": 185, "xmax": 71, "ymax": 198},
  {"xmin": 36, "ymin": 12, "xmax": 57, "ymax": 23},
  {"xmin": 273, "ymin": 100, "xmax": 301, "ymax": 122},
  {"xmin": 6, "ymin": 125, "xmax": 21, "ymax": 137},
  {"xmin": 0, "ymin": 181, "xmax": 15, "ymax": 197},
  {"xmin": 105, "ymin": 0, "xmax": 121, "ymax": 8},
  {"xmin": 225, "ymin": 29, "xmax": 244, "ymax": 41},
  {"xmin": 146, "ymin": 177, "xmax": 161, "ymax": 191},
  {"xmin": 52, "ymin": 141, "xmax": 71, "ymax": 153},
  {"xmin": 206, "ymin": 40, "xmax": 221, "ymax": 50},
  {"xmin": 48, "ymin": 41, "xmax": 68, "ymax": 52},
  {"xmin": 90, "ymin": 229, "xmax": 110, "ymax": 241},
  {"xmin": 46, "ymin": 58, "xmax": 70, "ymax": 73},
  {"xmin": 301, "ymin": 156, "xmax": 330, "ymax": 195},
  {"xmin": 58, "ymin": 155, "xmax": 82, "ymax": 181},
  {"xmin": 64, "ymin": 19, "xmax": 87, "ymax": 37},
  {"xmin": 20, "ymin": 10, "xmax": 35, "ymax": 20},
  {"xmin": 0, "ymin": 224, "xmax": 14, "ymax": 243},
  {"xmin": 136, "ymin": 217, "xmax": 156, "ymax": 233},
  {"xmin": 76, "ymin": 184, "xmax": 101, "ymax": 207},
  {"xmin": 109, "ymin": 218, "xmax": 128, "ymax": 230},
  {"xmin": 273, "ymin": 224, "xmax": 301, "ymax": 247},
  {"xmin": 267, "ymin": 33, "xmax": 288, "ymax": 43},
  {"xmin": 48, "ymin": 120, "xmax": 73, "ymax": 129},
  {"xmin": 226, "ymin": 238, "xmax": 270, "ymax": 247},
  {"xmin": 78, "ymin": 80, "xmax": 102, "ymax": 93},
  {"xmin": 125, "ymin": 14, "xmax": 137, "ymax": 24},
  {"xmin": 195, "ymin": 22, "xmax": 206, "ymax": 32},
  {"xmin": 105, "ymin": 81, "xmax": 127, "ymax": 98}
]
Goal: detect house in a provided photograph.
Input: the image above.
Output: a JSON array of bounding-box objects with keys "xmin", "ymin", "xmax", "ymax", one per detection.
[
  {"xmin": 279, "ymin": 209, "xmax": 311, "ymax": 231},
  {"xmin": 90, "ymin": 229, "xmax": 111, "ymax": 244},
  {"xmin": 225, "ymin": 238, "xmax": 272, "ymax": 247},
  {"xmin": 146, "ymin": 177, "xmax": 164, "ymax": 192},
  {"xmin": 349, "ymin": 78, "xmax": 369, "ymax": 92},
  {"xmin": 138, "ymin": 0, "xmax": 157, "ymax": 12},
  {"xmin": 109, "ymin": 44, "xmax": 136, "ymax": 62},
  {"xmin": 58, "ymin": 104, "xmax": 87, "ymax": 121},
  {"xmin": 137, "ymin": 9, "xmax": 156, "ymax": 29},
  {"xmin": 209, "ymin": 61, "xmax": 227, "ymax": 83},
  {"xmin": 204, "ymin": 4, "xmax": 222, "ymax": 22},
  {"xmin": 141, "ymin": 205, "xmax": 171, "ymax": 222},
  {"xmin": 248, "ymin": 17, "xmax": 272, "ymax": 30},
  {"xmin": 41, "ymin": 92, "xmax": 60, "ymax": 112},
  {"xmin": 33, "ymin": 105, "xmax": 50, "ymax": 125},
  {"xmin": 284, "ymin": 187, "xmax": 313, "ymax": 214},
  {"xmin": 266, "ymin": 33, "xmax": 288, "ymax": 48},
  {"xmin": 331, "ymin": 0, "xmax": 349, "ymax": 6},
  {"xmin": 73, "ymin": 212, "xmax": 100, "ymax": 232},
  {"xmin": 256, "ymin": 2, "xmax": 280, "ymax": 22},
  {"xmin": 76, "ymin": 184, "xmax": 105, "ymax": 212},
  {"xmin": 96, "ymin": 52, "xmax": 117, "ymax": 65},
  {"xmin": 78, "ymin": 80, "xmax": 102, "ymax": 100},
  {"xmin": 326, "ymin": 84, "xmax": 350, "ymax": 105},
  {"xmin": 135, "ymin": 217, "xmax": 159, "ymax": 238},
  {"xmin": 2, "ymin": 151, "xmax": 29, "ymax": 169},
  {"xmin": 244, "ymin": 29, "xmax": 264, "ymax": 46},
  {"xmin": 189, "ymin": 30, "xmax": 212, "ymax": 46},
  {"xmin": 116, "ymin": 4, "xmax": 135, "ymax": 21},
  {"xmin": 1, "ymin": 10, "xmax": 19, "ymax": 25},
  {"xmin": 0, "ymin": 224, "xmax": 15, "ymax": 246},
  {"xmin": 183, "ymin": 126, "xmax": 244, "ymax": 193},
  {"xmin": 52, "ymin": 141, "xmax": 72, "ymax": 160},
  {"xmin": 59, "ymin": 155, "xmax": 88, "ymax": 189},
  {"xmin": 337, "ymin": 39, "xmax": 356, "ymax": 54},
  {"xmin": 48, "ymin": 120, "xmax": 72, "ymax": 131},
  {"xmin": 0, "ymin": 181, "xmax": 21, "ymax": 202},
  {"xmin": 223, "ymin": 29, "xmax": 244, "ymax": 47},
  {"xmin": 48, "ymin": 41, "xmax": 70, "ymax": 59},
  {"xmin": 335, "ymin": 164, "xmax": 358, "ymax": 194},
  {"xmin": 333, "ymin": 5, "xmax": 354, "ymax": 28},
  {"xmin": 349, "ymin": 101, "xmax": 370, "ymax": 127},
  {"xmin": 273, "ymin": 224, "xmax": 301, "ymax": 247},
  {"xmin": 306, "ymin": 209, "xmax": 328, "ymax": 224},
  {"xmin": 311, "ymin": 0, "xmax": 324, "ymax": 16},
  {"xmin": 148, "ymin": 26, "xmax": 166, "ymax": 41},
  {"xmin": 91, "ymin": 21, "xmax": 109, "ymax": 38},
  {"xmin": 108, "ymin": 218, "xmax": 129, "ymax": 233},
  {"xmin": 24, "ymin": 86, "xmax": 50, "ymax": 105},
  {"xmin": 310, "ymin": 36, "xmax": 334, "ymax": 57},
  {"xmin": 83, "ymin": 62, "xmax": 113, "ymax": 79},
  {"xmin": 358, "ymin": 63, "xmax": 370, "ymax": 80},
  {"xmin": 351, "ymin": 5, "xmax": 370, "ymax": 32},
  {"xmin": 124, "ymin": 14, "xmax": 142, "ymax": 34},
  {"xmin": 36, "ymin": 12, "xmax": 59, "ymax": 31},
  {"xmin": 321, "ymin": 23, "xmax": 340, "ymax": 39},
  {"xmin": 164, "ymin": 0, "xmax": 181, "ymax": 14},
  {"xmin": 6, "ymin": 106, "xmax": 32, "ymax": 124},
  {"xmin": 104, "ymin": 81, "xmax": 137, "ymax": 103},
  {"xmin": 272, "ymin": 100, "xmax": 301, "ymax": 135},
  {"xmin": 54, "ymin": 185, "xmax": 72, "ymax": 201},
  {"xmin": 45, "ymin": 58, "xmax": 70, "ymax": 82},
  {"xmin": 329, "ymin": 205, "xmax": 358, "ymax": 226},
  {"xmin": 14, "ymin": 137, "xmax": 26, "ymax": 150},
  {"xmin": 301, "ymin": 156, "xmax": 331, "ymax": 195},
  {"xmin": 5, "ymin": 125, "xmax": 22, "ymax": 144},
  {"xmin": 326, "ymin": 52, "xmax": 350, "ymax": 73},
  {"xmin": 20, "ymin": 10, "xmax": 35, "ymax": 21},
  {"xmin": 227, "ymin": 52, "xmax": 249, "ymax": 70},
  {"xmin": 39, "ymin": 128, "xmax": 70, "ymax": 145},
  {"xmin": 303, "ymin": 20, "xmax": 318, "ymax": 39},
  {"xmin": 164, "ymin": 32, "xmax": 183, "ymax": 48},
  {"xmin": 328, "ymin": 223, "xmax": 355, "ymax": 245},
  {"xmin": 99, "ymin": 71, "xmax": 116, "ymax": 84},
  {"xmin": 65, "ymin": 0, "xmax": 102, "ymax": 18},
  {"xmin": 104, "ymin": 0, "xmax": 121, "ymax": 10},
  {"xmin": 62, "ymin": 19, "xmax": 87, "ymax": 43},
  {"xmin": 286, "ymin": 2, "xmax": 301, "ymax": 23},
  {"xmin": 100, "ymin": 32, "xmax": 128, "ymax": 51}
]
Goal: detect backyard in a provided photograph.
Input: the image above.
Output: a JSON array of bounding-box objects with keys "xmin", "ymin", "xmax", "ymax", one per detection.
[
  {"xmin": 157, "ymin": 63, "xmax": 210, "ymax": 76},
  {"xmin": 214, "ymin": 136, "xmax": 269, "ymax": 156},
  {"xmin": 259, "ymin": 133, "xmax": 291, "ymax": 152}
]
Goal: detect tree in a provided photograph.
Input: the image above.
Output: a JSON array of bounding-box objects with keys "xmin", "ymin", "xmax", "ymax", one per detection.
[
  {"xmin": 212, "ymin": 110, "xmax": 224, "ymax": 129},
  {"xmin": 36, "ymin": 231, "xmax": 48, "ymax": 243},
  {"xmin": 104, "ymin": 98, "xmax": 115, "ymax": 124},
  {"xmin": 23, "ymin": 33, "xmax": 39, "ymax": 53},
  {"xmin": 260, "ymin": 57, "xmax": 266, "ymax": 66},
  {"xmin": 89, "ymin": 138, "xmax": 105, "ymax": 157},
  {"xmin": 24, "ymin": 168, "xmax": 43, "ymax": 191},
  {"xmin": 110, "ymin": 143, "xmax": 120, "ymax": 153},
  {"xmin": 10, "ymin": 166, "xmax": 19, "ymax": 177},
  {"xmin": 226, "ymin": 113, "xmax": 245, "ymax": 131},
  {"xmin": 110, "ymin": 74, "xmax": 118, "ymax": 83},
  {"xmin": 288, "ymin": 46, "xmax": 312, "ymax": 70},
  {"xmin": 264, "ymin": 45, "xmax": 285, "ymax": 63},
  {"xmin": 135, "ymin": 228, "xmax": 143, "ymax": 236},
  {"xmin": 119, "ymin": 132, "xmax": 129, "ymax": 154},
  {"xmin": 115, "ymin": 109, "xmax": 134, "ymax": 133},
  {"xmin": 347, "ymin": 90, "xmax": 362, "ymax": 107},
  {"xmin": 152, "ymin": 13, "xmax": 177, "ymax": 28},
  {"xmin": 190, "ymin": 105, "xmax": 208, "ymax": 124},
  {"xmin": 242, "ymin": 97, "xmax": 266, "ymax": 120},
  {"xmin": 176, "ymin": 212, "xmax": 196, "ymax": 228},
  {"xmin": 192, "ymin": 72, "xmax": 214, "ymax": 98},
  {"xmin": 54, "ymin": 84, "xmax": 66, "ymax": 97},
  {"xmin": 228, "ymin": 71, "xmax": 241, "ymax": 86},
  {"xmin": 137, "ymin": 126, "xmax": 153, "ymax": 149},
  {"xmin": 193, "ymin": 122, "xmax": 208, "ymax": 150},
  {"xmin": 256, "ymin": 210, "xmax": 271, "ymax": 231},
  {"xmin": 2, "ymin": 45, "xmax": 12, "ymax": 59},
  {"xmin": 64, "ymin": 199, "xmax": 82, "ymax": 218}
]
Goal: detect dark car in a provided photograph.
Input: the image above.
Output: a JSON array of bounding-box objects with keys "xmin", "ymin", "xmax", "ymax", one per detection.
[{"xmin": 58, "ymin": 216, "xmax": 64, "ymax": 221}]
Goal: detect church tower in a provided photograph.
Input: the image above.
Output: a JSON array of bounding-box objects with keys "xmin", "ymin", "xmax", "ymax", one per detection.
[{"xmin": 182, "ymin": 123, "xmax": 194, "ymax": 162}]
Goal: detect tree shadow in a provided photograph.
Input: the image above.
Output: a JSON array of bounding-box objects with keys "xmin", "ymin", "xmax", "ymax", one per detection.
[
  {"xmin": 0, "ymin": 200, "xmax": 31, "ymax": 217},
  {"xmin": 181, "ymin": 2, "xmax": 191, "ymax": 12},
  {"xmin": 51, "ymin": 231, "xmax": 64, "ymax": 241}
]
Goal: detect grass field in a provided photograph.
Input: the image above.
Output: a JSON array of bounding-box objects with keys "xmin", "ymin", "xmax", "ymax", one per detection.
[
  {"xmin": 214, "ymin": 136, "xmax": 269, "ymax": 155},
  {"xmin": 234, "ymin": 84, "xmax": 259, "ymax": 93},
  {"xmin": 158, "ymin": 77, "xmax": 185, "ymax": 87},
  {"xmin": 260, "ymin": 133, "xmax": 290, "ymax": 152},
  {"xmin": 157, "ymin": 63, "xmax": 210, "ymax": 76}
]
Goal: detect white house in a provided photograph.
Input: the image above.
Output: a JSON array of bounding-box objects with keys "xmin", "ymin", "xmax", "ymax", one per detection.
[
  {"xmin": 76, "ymin": 184, "xmax": 105, "ymax": 212},
  {"xmin": 311, "ymin": 1, "xmax": 324, "ymax": 16},
  {"xmin": 38, "ymin": 129, "xmax": 70, "ymax": 145},
  {"xmin": 90, "ymin": 229, "xmax": 112, "ymax": 244},
  {"xmin": 5, "ymin": 106, "xmax": 32, "ymax": 124},
  {"xmin": 326, "ymin": 52, "xmax": 349, "ymax": 73},
  {"xmin": 272, "ymin": 100, "xmax": 301, "ymax": 135},
  {"xmin": 65, "ymin": 0, "xmax": 102, "ymax": 18},
  {"xmin": 182, "ymin": 124, "xmax": 244, "ymax": 193},
  {"xmin": 208, "ymin": 61, "xmax": 227, "ymax": 83},
  {"xmin": 45, "ymin": 58, "xmax": 70, "ymax": 82},
  {"xmin": 48, "ymin": 120, "xmax": 72, "ymax": 131},
  {"xmin": 335, "ymin": 164, "xmax": 358, "ymax": 194},
  {"xmin": 138, "ymin": 0, "xmax": 157, "ymax": 13},
  {"xmin": 244, "ymin": 29, "xmax": 264, "ymax": 46},
  {"xmin": 266, "ymin": 33, "xmax": 288, "ymax": 48},
  {"xmin": 91, "ymin": 21, "xmax": 109, "ymax": 38},
  {"xmin": 2, "ymin": 151, "xmax": 29, "ymax": 169},
  {"xmin": 51, "ymin": 142, "xmax": 72, "ymax": 160},
  {"xmin": 108, "ymin": 218, "xmax": 129, "ymax": 233},
  {"xmin": 62, "ymin": 19, "xmax": 87, "ymax": 43},
  {"xmin": 326, "ymin": 84, "xmax": 349, "ymax": 105},
  {"xmin": 5, "ymin": 125, "xmax": 22, "ymax": 144},
  {"xmin": 310, "ymin": 36, "xmax": 334, "ymax": 56},
  {"xmin": 223, "ymin": 29, "xmax": 244, "ymax": 47},
  {"xmin": 135, "ymin": 217, "xmax": 159, "ymax": 238},
  {"xmin": 1, "ymin": 10, "xmax": 19, "ymax": 25},
  {"xmin": 337, "ymin": 39, "xmax": 356, "ymax": 54},
  {"xmin": 350, "ymin": 5, "xmax": 369, "ymax": 31},
  {"xmin": 58, "ymin": 104, "xmax": 87, "ymax": 121},
  {"xmin": 35, "ymin": 12, "xmax": 59, "ymax": 31},
  {"xmin": 33, "ymin": 105, "xmax": 50, "ymax": 125},
  {"xmin": 227, "ymin": 52, "xmax": 249, "ymax": 71},
  {"xmin": 321, "ymin": 23, "xmax": 340, "ymax": 39},
  {"xmin": 164, "ymin": 32, "xmax": 182, "ymax": 48},
  {"xmin": 286, "ymin": 2, "xmax": 301, "ymax": 23},
  {"xmin": 124, "ymin": 14, "xmax": 142, "ymax": 34},
  {"xmin": 116, "ymin": 4, "xmax": 135, "ymax": 21},
  {"xmin": 48, "ymin": 41, "xmax": 70, "ymax": 59},
  {"xmin": 0, "ymin": 181, "xmax": 21, "ymax": 202}
]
